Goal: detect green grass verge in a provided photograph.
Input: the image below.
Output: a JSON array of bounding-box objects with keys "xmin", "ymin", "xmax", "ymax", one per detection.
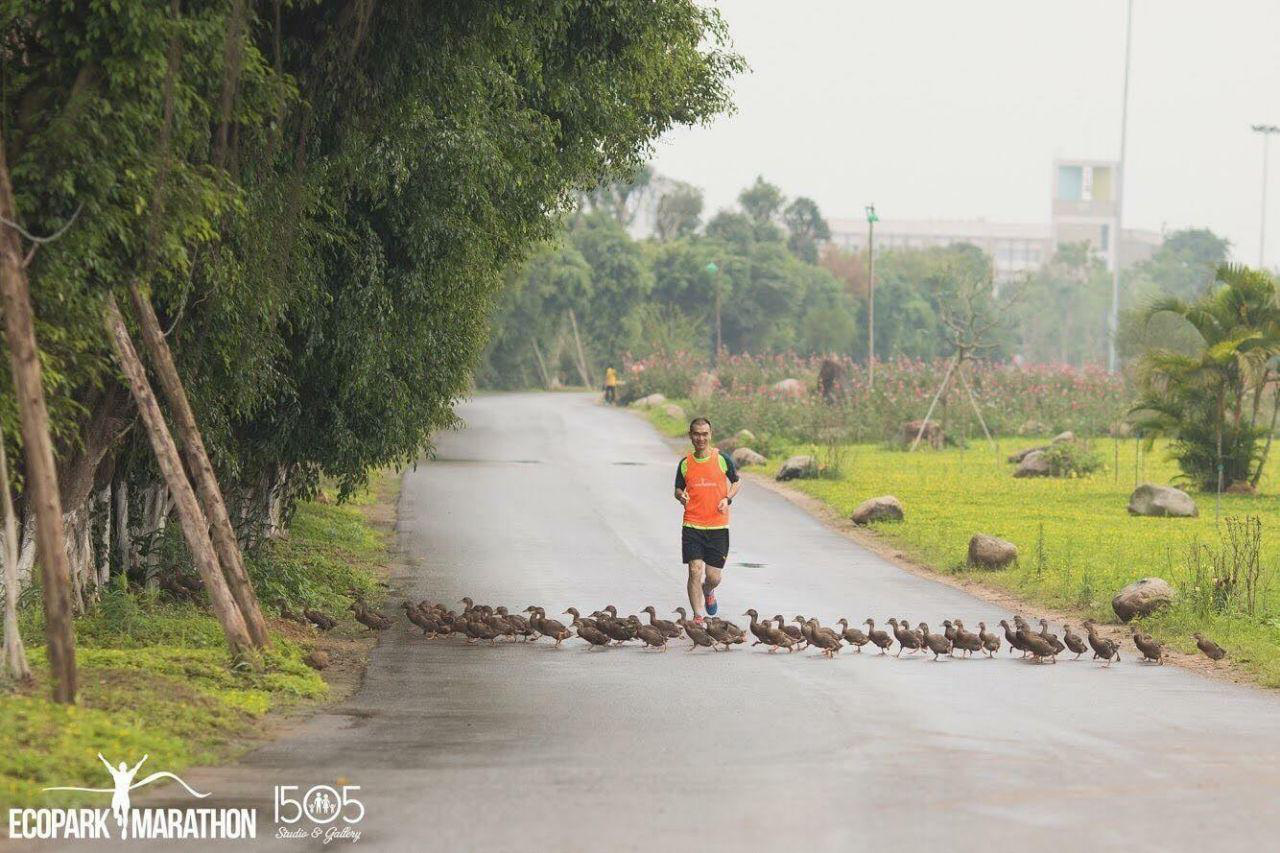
[
  {"xmin": 0, "ymin": 471, "xmax": 398, "ymax": 809},
  {"xmin": 641, "ymin": 402, "xmax": 1280, "ymax": 687}
]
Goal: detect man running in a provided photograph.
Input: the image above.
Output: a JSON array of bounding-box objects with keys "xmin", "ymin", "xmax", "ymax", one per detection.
[{"xmin": 674, "ymin": 417, "xmax": 741, "ymax": 624}]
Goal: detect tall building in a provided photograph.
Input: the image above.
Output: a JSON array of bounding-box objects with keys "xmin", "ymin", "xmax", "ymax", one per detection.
[{"xmin": 827, "ymin": 158, "xmax": 1161, "ymax": 282}]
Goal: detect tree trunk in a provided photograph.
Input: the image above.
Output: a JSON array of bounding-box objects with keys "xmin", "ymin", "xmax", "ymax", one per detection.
[
  {"xmin": 102, "ymin": 296, "xmax": 258, "ymax": 666},
  {"xmin": 0, "ymin": 424, "xmax": 32, "ymax": 683},
  {"xmin": 114, "ymin": 479, "xmax": 131, "ymax": 577},
  {"xmin": 1252, "ymin": 379, "xmax": 1280, "ymax": 488},
  {"xmin": 0, "ymin": 132, "xmax": 77, "ymax": 703},
  {"xmin": 127, "ymin": 285, "xmax": 269, "ymax": 647}
]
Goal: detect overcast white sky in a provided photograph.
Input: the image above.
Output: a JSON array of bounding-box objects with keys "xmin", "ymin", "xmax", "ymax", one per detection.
[{"xmin": 649, "ymin": 1, "xmax": 1280, "ymax": 264}]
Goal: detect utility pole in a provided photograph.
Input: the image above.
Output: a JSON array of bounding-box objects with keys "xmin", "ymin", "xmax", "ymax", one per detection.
[
  {"xmin": 1252, "ymin": 124, "xmax": 1279, "ymax": 268},
  {"xmin": 705, "ymin": 261, "xmax": 721, "ymax": 366},
  {"xmin": 1109, "ymin": 0, "xmax": 1133, "ymax": 374},
  {"xmin": 865, "ymin": 203, "xmax": 878, "ymax": 387}
]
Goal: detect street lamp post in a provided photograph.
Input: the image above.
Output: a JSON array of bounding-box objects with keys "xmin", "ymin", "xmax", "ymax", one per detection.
[
  {"xmin": 1108, "ymin": 0, "xmax": 1134, "ymax": 374},
  {"xmin": 705, "ymin": 261, "xmax": 721, "ymax": 365},
  {"xmin": 865, "ymin": 203, "xmax": 878, "ymax": 387},
  {"xmin": 1252, "ymin": 124, "xmax": 1280, "ymax": 268}
]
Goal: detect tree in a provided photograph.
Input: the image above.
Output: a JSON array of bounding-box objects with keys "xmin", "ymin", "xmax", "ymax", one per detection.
[
  {"xmin": 1128, "ymin": 228, "xmax": 1231, "ymax": 302},
  {"xmin": 738, "ymin": 176, "xmax": 785, "ymax": 240},
  {"xmin": 2, "ymin": 1, "xmax": 744, "ymax": 653},
  {"xmin": 583, "ymin": 165, "xmax": 655, "ymax": 228},
  {"xmin": 783, "ymin": 197, "xmax": 830, "ymax": 263},
  {"xmin": 1132, "ymin": 264, "xmax": 1280, "ymax": 490},
  {"xmin": 1018, "ymin": 242, "xmax": 1110, "ymax": 366},
  {"xmin": 654, "ymin": 182, "xmax": 703, "ymax": 241}
]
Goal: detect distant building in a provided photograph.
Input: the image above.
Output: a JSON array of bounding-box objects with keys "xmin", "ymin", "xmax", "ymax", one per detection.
[{"xmin": 827, "ymin": 158, "xmax": 1162, "ymax": 282}]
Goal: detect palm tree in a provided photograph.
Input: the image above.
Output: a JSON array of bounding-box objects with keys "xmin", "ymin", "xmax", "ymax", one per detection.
[{"xmin": 1131, "ymin": 264, "xmax": 1280, "ymax": 490}]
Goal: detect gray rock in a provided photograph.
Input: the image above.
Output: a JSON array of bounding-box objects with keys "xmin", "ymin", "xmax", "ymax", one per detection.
[
  {"xmin": 851, "ymin": 495, "xmax": 904, "ymax": 525},
  {"xmin": 1007, "ymin": 445, "xmax": 1047, "ymax": 464},
  {"xmin": 776, "ymin": 455, "xmax": 817, "ymax": 481},
  {"xmin": 661, "ymin": 403, "xmax": 686, "ymax": 422},
  {"xmin": 732, "ymin": 447, "xmax": 766, "ymax": 468},
  {"xmin": 968, "ymin": 534, "xmax": 1018, "ymax": 569},
  {"xmin": 1013, "ymin": 450, "xmax": 1052, "ymax": 477},
  {"xmin": 631, "ymin": 393, "xmax": 666, "ymax": 409},
  {"xmin": 690, "ymin": 371, "xmax": 717, "ymax": 398},
  {"xmin": 772, "ymin": 377, "xmax": 805, "ymax": 397},
  {"xmin": 1127, "ymin": 483, "xmax": 1198, "ymax": 518},
  {"xmin": 1112, "ymin": 577, "xmax": 1175, "ymax": 622},
  {"xmin": 735, "ymin": 428, "xmax": 756, "ymax": 445},
  {"xmin": 1051, "ymin": 430, "xmax": 1076, "ymax": 444}
]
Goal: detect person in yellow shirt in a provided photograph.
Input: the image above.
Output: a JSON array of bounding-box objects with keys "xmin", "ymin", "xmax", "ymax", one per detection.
[{"xmin": 603, "ymin": 366, "xmax": 618, "ymax": 404}]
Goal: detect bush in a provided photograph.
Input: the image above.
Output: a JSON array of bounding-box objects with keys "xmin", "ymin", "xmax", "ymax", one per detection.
[{"xmin": 1040, "ymin": 441, "xmax": 1103, "ymax": 477}]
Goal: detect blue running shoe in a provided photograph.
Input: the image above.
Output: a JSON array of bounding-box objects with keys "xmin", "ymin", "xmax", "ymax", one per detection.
[{"xmin": 704, "ymin": 591, "xmax": 718, "ymax": 616}]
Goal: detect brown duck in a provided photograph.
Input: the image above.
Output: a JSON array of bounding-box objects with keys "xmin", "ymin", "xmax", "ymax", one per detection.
[
  {"xmin": 304, "ymin": 607, "xmax": 336, "ymax": 632},
  {"xmin": 1082, "ymin": 619, "xmax": 1121, "ymax": 665},
  {"xmin": 863, "ymin": 618, "xmax": 893, "ymax": 654},
  {"xmin": 977, "ymin": 621, "xmax": 1001, "ymax": 657},
  {"xmin": 1193, "ymin": 633, "xmax": 1226, "ymax": 661},
  {"xmin": 524, "ymin": 606, "xmax": 572, "ymax": 648},
  {"xmin": 773, "ymin": 614, "xmax": 805, "ymax": 645},
  {"xmin": 836, "ymin": 618, "xmax": 870, "ymax": 652},
  {"xmin": 349, "ymin": 601, "xmax": 391, "ymax": 631},
  {"xmin": 636, "ymin": 624, "xmax": 669, "ymax": 651},
  {"xmin": 951, "ymin": 620, "xmax": 982, "ymax": 657},
  {"xmin": 642, "ymin": 605, "xmax": 683, "ymax": 638},
  {"xmin": 707, "ymin": 620, "xmax": 745, "ymax": 651},
  {"xmin": 1000, "ymin": 619, "xmax": 1028, "ymax": 657},
  {"xmin": 918, "ymin": 622, "xmax": 953, "ymax": 661},
  {"xmin": 1037, "ymin": 619, "xmax": 1065, "ymax": 656},
  {"xmin": 805, "ymin": 619, "xmax": 843, "ymax": 658},
  {"xmin": 1131, "ymin": 627, "xmax": 1164, "ymax": 664},
  {"xmin": 1016, "ymin": 625, "xmax": 1057, "ymax": 663},
  {"xmin": 745, "ymin": 609, "xmax": 771, "ymax": 645},
  {"xmin": 573, "ymin": 619, "xmax": 612, "ymax": 649},
  {"xmin": 402, "ymin": 601, "xmax": 437, "ymax": 636},
  {"xmin": 888, "ymin": 618, "xmax": 921, "ymax": 657},
  {"xmin": 675, "ymin": 610, "xmax": 715, "ymax": 652},
  {"xmin": 1061, "ymin": 624, "xmax": 1088, "ymax": 659}
]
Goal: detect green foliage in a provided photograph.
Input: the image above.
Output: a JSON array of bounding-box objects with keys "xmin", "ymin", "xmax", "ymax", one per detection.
[
  {"xmin": 1015, "ymin": 241, "xmax": 1111, "ymax": 366},
  {"xmin": 1131, "ymin": 264, "xmax": 1280, "ymax": 490},
  {"xmin": 1040, "ymin": 441, "xmax": 1103, "ymax": 477},
  {"xmin": 4, "ymin": 0, "xmax": 743, "ymax": 508},
  {"xmin": 1, "ymin": 484, "xmax": 394, "ymax": 807}
]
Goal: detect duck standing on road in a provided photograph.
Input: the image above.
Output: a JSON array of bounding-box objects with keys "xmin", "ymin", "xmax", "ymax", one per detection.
[
  {"xmin": 1082, "ymin": 620, "xmax": 1121, "ymax": 665},
  {"xmin": 863, "ymin": 618, "xmax": 893, "ymax": 654},
  {"xmin": 836, "ymin": 618, "xmax": 870, "ymax": 652},
  {"xmin": 642, "ymin": 605, "xmax": 683, "ymax": 638},
  {"xmin": 919, "ymin": 623, "xmax": 953, "ymax": 661},
  {"xmin": 888, "ymin": 618, "xmax": 921, "ymax": 657},
  {"xmin": 977, "ymin": 622, "xmax": 1001, "ymax": 657},
  {"xmin": 1062, "ymin": 624, "xmax": 1088, "ymax": 660},
  {"xmin": 952, "ymin": 620, "xmax": 982, "ymax": 657},
  {"xmin": 1132, "ymin": 627, "xmax": 1164, "ymax": 664}
]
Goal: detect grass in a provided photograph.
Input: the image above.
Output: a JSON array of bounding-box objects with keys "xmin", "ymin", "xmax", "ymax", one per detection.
[
  {"xmin": 644, "ymin": 402, "xmax": 1280, "ymax": 687},
  {"xmin": 0, "ymin": 470, "xmax": 399, "ymax": 810}
]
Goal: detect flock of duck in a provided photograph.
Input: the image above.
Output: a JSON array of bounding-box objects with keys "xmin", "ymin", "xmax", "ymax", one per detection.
[{"xmin": 303, "ymin": 595, "xmax": 1228, "ymax": 665}]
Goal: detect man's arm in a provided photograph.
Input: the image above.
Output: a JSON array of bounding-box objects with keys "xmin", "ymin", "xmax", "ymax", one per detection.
[
  {"xmin": 720, "ymin": 451, "xmax": 741, "ymax": 508},
  {"xmin": 674, "ymin": 459, "xmax": 688, "ymax": 505}
]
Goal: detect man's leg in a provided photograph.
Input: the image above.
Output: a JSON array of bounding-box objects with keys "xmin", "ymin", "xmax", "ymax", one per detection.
[
  {"xmin": 687, "ymin": 559, "xmax": 706, "ymax": 618},
  {"xmin": 702, "ymin": 563, "xmax": 722, "ymax": 615}
]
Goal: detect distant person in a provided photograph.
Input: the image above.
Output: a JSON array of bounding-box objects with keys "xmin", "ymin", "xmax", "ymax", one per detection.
[
  {"xmin": 673, "ymin": 417, "xmax": 741, "ymax": 624},
  {"xmin": 603, "ymin": 366, "xmax": 618, "ymax": 404}
]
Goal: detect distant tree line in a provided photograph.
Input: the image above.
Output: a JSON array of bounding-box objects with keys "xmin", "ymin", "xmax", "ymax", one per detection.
[{"xmin": 482, "ymin": 169, "xmax": 1235, "ymax": 387}]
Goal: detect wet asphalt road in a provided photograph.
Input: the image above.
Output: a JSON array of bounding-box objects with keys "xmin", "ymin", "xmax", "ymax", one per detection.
[{"xmin": 52, "ymin": 392, "xmax": 1280, "ymax": 852}]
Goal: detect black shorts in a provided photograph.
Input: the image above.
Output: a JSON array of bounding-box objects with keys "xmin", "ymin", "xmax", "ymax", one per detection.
[{"xmin": 681, "ymin": 526, "xmax": 729, "ymax": 569}]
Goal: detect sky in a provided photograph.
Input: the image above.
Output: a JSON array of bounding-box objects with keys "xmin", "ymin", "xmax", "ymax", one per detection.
[{"xmin": 649, "ymin": 0, "xmax": 1280, "ymax": 265}]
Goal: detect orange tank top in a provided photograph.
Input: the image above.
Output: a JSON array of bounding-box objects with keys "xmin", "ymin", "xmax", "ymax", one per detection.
[{"xmin": 682, "ymin": 452, "xmax": 729, "ymax": 528}]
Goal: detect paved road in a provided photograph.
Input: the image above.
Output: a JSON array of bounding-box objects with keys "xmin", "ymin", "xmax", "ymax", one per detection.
[{"xmin": 65, "ymin": 392, "xmax": 1280, "ymax": 851}]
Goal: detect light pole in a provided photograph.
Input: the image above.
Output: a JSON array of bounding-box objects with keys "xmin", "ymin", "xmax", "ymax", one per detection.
[
  {"xmin": 1108, "ymin": 0, "xmax": 1133, "ymax": 374},
  {"xmin": 1252, "ymin": 124, "xmax": 1279, "ymax": 268},
  {"xmin": 865, "ymin": 203, "xmax": 878, "ymax": 387},
  {"xmin": 705, "ymin": 261, "xmax": 721, "ymax": 365}
]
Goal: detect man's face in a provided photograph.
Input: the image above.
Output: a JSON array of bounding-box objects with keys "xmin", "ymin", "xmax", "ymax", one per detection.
[{"xmin": 689, "ymin": 423, "xmax": 711, "ymax": 454}]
